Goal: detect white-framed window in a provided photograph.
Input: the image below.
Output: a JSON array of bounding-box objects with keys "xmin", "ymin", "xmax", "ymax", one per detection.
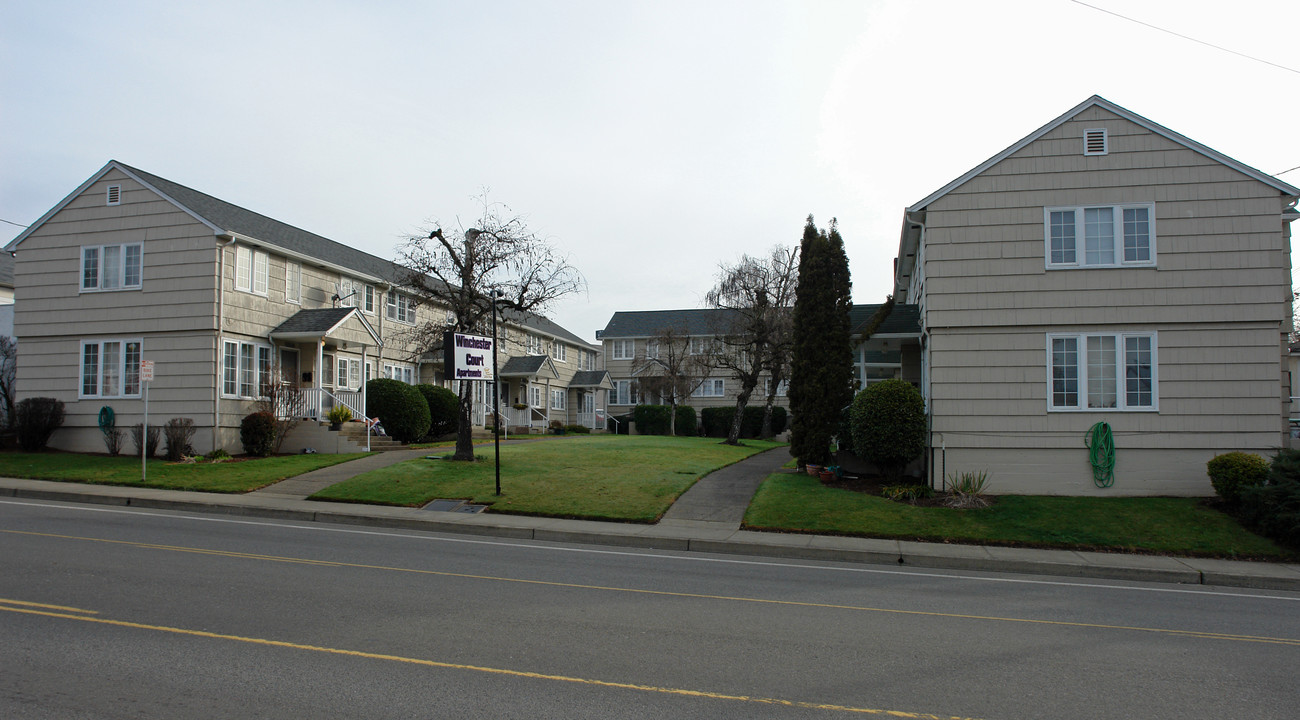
[
  {"xmin": 1045, "ymin": 204, "xmax": 1154, "ymax": 268},
  {"xmin": 337, "ymin": 357, "xmax": 362, "ymax": 390},
  {"xmin": 81, "ymin": 339, "xmax": 142, "ymax": 398},
  {"xmin": 386, "ymin": 292, "xmax": 415, "ymax": 324},
  {"xmin": 690, "ymin": 337, "xmax": 716, "ymax": 355},
  {"xmin": 82, "ymin": 243, "xmax": 142, "ymax": 292},
  {"xmin": 550, "ymin": 388, "xmax": 566, "ymax": 410},
  {"xmin": 610, "ymin": 339, "xmax": 633, "ymax": 360},
  {"xmin": 365, "ymin": 360, "xmax": 374, "ymax": 383},
  {"xmin": 693, "ymin": 378, "xmax": 725, "ymax": 398},
  {"xmin": 553, "ymin": 343, "xmax": 567, "ymax": 362},
  {"xmin": 581, "ymin": 349, "xmax": 595, "ymax": 371},
  {"xmin": 610, "ymin": 379, "xmax": 638, "ymax": 406},
  {"xmin": 765, "ymin": 378, "xmax": 789, "ymax": 397},
  {"xmin": 363, "ymin": 284, "xmax": 375, "ymax": 314},
  {"xmin": 646, "ymin": 340, "xmax": 659, "ymax": 359},
  {"xmin": 286, "ymin": 261, "xmax": 301, "ymax": 304},
  {"xmin": 529, "ymin": 385, "xmax": 543, "ymax": 407},
  {"xmin": 1048, "ymin": 332, "xmax": 1157, "ymax": 411},
  {"xmin": 525, "ymin": 334, "xmax": 544, "ymax": 355},
  {"xmin": 383, "ymin": 363, "xmax": 414, "ymax": 384},
  {"xmin": 221, "ymin": 339, "xmax": 271, "ymax": 398},
  {"xmin": 235, "ymin": 246, "xmax": 270, "ymax": 295}
]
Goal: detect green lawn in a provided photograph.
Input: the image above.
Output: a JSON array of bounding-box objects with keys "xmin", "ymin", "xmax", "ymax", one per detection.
[
  {"xmin": 746, "ymin": 473, "xmax": 1290, "ymax": 559},
  {"xmin": 0, "ymin": 451, "xmax": 366, "ymax": 493},
  {"xmin": 311, "ymin": 435, "xmax": 782, "ymax": 522}
]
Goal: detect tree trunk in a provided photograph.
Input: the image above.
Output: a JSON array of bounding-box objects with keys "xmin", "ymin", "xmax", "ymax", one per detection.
[
  {"xmin": 669, "ymin": 398, "xmax": 677, "ymax": 437},
  {"xmin": 760, "ymin": 393, "xmax": 776, "ymax": 440},
  {"xmin": 453, "ymin": 381, "xmax": 476, "ymax": 461},
  {"xmin": 725, "ymin": 381, "xmax": 757, "ymax": 445}
]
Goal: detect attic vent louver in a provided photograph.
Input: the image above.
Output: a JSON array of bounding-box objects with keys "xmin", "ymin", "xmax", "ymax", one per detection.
[
  {"xmin": 106, "ymin": 185, "xmax": 122, "ymax": 205},
  {"xmin": 1083, "ymin": 128, "xmax": 1108, "ymax": 156}
]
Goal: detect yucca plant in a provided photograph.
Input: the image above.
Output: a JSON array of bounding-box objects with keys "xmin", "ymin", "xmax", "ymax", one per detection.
[{"xmin": 945, "ymin": 470, "xmax": 991, "ymax": 509}]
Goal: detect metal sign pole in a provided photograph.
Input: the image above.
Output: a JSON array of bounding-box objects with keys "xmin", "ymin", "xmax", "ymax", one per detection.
[{"xmin": 140, "ymin": 360, "xmax": 154, "ymax": 482}]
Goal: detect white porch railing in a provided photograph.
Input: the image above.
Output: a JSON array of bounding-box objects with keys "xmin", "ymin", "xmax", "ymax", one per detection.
[{"xmin": 298, "ymin": 388, "xmax": 365, "ymax": 421}]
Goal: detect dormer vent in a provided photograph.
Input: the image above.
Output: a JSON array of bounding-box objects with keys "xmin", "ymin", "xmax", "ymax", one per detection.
[{"xmin": 1083, "ymin": 128, "xmax": 1108, "ymax": 156}]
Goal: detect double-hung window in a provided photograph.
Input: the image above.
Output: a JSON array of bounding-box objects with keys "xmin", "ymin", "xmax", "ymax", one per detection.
[
  {"xmin": 235, "ymin": 246, "xmax": 270, "ymax": 295},
  {"xmin": 529, "ymin": 385, "xmax": 543, "ymax": 407},
  {"xmin": 610, "ymin": 339, "xmax": 633, "ymax": 360},
  {"xmin": 1045, "ymin": 204, "xmax": 1154, "ymax": 268},
  {"xmin": 82, "ymin": 243, "xmax": 142, "ymax": 291},
  {"xmin": 693, "ymin": 378, "xmax": 725, "ymax": 398},
  {"xmin": 337, "ymin": 357, "xmax": 362, "ymax": 390},
  {"xmin": 1048, "ymin": 332, "xmax": 1157, "ymax": 411},
  {"xmin": 383, "ymin": 363, "xmax": 414, "ymax": 384},
  {"xmin": 553, "ymin": 343, "xmax": 567, "ymax": 362},
  {"xmin": 550, "ymin": 388, "xmax": 566, "ymax": 410},
  {"xmin": 386, "ymin": 292, "xmax": 415, "ymax": 324},
  {"xmin": 81, "ymin": 339, "xmax": 142, "ymax": 398},
  {"xmin": 286, "ymin": 261, "xmax": 301, "ymax": 304},
  {"xmin": 221, "ymin": 340, "xmax": 271, "ymax": 398},
  {"xmin": 610, "ymin": 380, "xmax": 637, "ymax": 406}
]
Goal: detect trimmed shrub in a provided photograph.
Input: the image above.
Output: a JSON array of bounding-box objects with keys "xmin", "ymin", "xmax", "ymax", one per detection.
[
  {"xmin": 1206, "ymin": 451, "xmax": 1269, "ymax": 506},
  {"xmin": 850, "ymin": 379, "xmax": 926, "ymax": 482},
  {"xmin": 700, "ymin": 407, "xmax": 732, "ymax": 438},
  {"xmin": 365, "ymin": 379, "xmax": 431, "ymax": 443},
  {"xmin": 1239, "ymin": 477, "xmax": 1300, "ymax": 548},
  {"xmin": 633, "ymin": 404, "xmax": 672, "ymax": 436},
  {"xmin": 162, "ymin": 417, "xmax": 196, "ymax": 461},
  {"xmin": 674, "ymin": 405, "xmax": 698, "ymax": 436},
  {"xmin": 565, "ymin": 424, "xmax": 592, "ymax": 434},
  {"xmin": 15, "ymin": 397, "xmax": 64, "ymax": 452},
  {"xmin": 240, "ymin": 412, "xmax": 277, "ymax": 457},
  {"xmin": 131, "ymin": 423, "xmax": 161, "ymax": 458},
  {"xmin": 417, "ymin": 384, "xmax": 459, "ymax": 439},
  {"xmin": 1267, "ymin": 447, "xmax": 1300, "ymax": 485}
]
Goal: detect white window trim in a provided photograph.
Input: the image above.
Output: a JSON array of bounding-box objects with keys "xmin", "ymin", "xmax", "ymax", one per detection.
[
  {"xmin": 221, "ymin": 338, "xmax": 272, "ymax": 399},
  {"xmin": 529, "ymin": 385, "xmax": 543, "ymax": 407},
  {"xmin": 1044, "ymin": 204, "xmax": 1156, "ymax": 269},
  {"xmin": 383, "ymin": 362, "xmax": 414, "ymax": 384},
  {"xmin": 550, "ymin": 388, "xmax": 566, "ymax": 410},
  {"xmin": 693, "ymin": 378, "xmax": 726, "ymax": 398},
  {"xmin": 286, "ymin": 261, "xmax": 302, "ymax": 304},
  {"xmin": 362, "ymin": 284, "xmax": 376, "ymax": 315},
  {"xmin": 81, "ymin": 243, "xmax": 143, "ymax": 292},
  {"xmin": 1046, "ymin": 331, "xmax": 1158, "ymax": 412},
  {"xmin": 553, "ymin": 343, "xmax": 567, "ymax": 363},
  {"xmin": 610, "ymin": 379, "xmax": 638, "ymax": 406},
  {"xmin": 235, "ymin": 246, "xmax": 270, "ymax": 296},
  {"xmin": 80, "ymin": 338, "xmax": 143, "ymax": 399},
  {"xmin": 610, "ymin": 339, "xmax": 633, "ymax": 360},
  {"xmin": 385, "ymin": 291, "xmax": 416, "ymax": 325}
]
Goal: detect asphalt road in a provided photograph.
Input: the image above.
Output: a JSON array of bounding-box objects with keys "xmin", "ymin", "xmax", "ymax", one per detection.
[{"xmin": 2, "ymin": 497, "xmax": 1297, "ymax": 719}]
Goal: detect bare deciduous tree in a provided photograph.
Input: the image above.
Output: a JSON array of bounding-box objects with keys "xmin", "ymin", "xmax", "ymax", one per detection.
[
  {"xmin": 256, "ymin": 363, "xmax": 306, "ymax": 454},
  {"xmin": 704, "ymin": 246, "xmax": 799, "ymax": 445},
  {"xmin": 636, "ymin": 325, "xmax": 711, "ymax": 436},
  {"xmin": 396, "ymin": 197, "xmax": 585, "ymax": 461},
  {"xmin": 0, "ymin": 336, "xmax": 15, "ymax": 431}
]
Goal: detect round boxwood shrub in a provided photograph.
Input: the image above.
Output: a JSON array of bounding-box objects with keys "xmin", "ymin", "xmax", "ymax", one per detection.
[
  {"xmin": 416, "ymin": 384, "xmax": 459, "ymax": 439},
  {"xmin": 850, "ymin": 379, "xmax": 926, "ymax": 482},
  {"xmin": 366, "ymin": 379, "xmax": 431, "ymax": 443},
  {"xmin": 1206, "ymin": 451, "xmax": 1269, "ymax": 506},
  {"xmin": 240, "ymin": 411, "xmax": 276, "ymax": 457}
]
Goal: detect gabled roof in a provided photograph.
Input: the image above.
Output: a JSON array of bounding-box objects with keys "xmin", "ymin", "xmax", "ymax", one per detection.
[
  {"xmin": 6, "ymin": 160, "xmax": 592, "ymax": 346},
  {"xmin": 599, "ymin": 308, "xmax": 743, "ymax": 339},
  {"xmin": 0, "ymin": 253, "xmax": 13, "ymax": 289},
  {"xmin": 269, "ymin": 307, "xmax": 382, "ymax": 345},
  {"xmin": 907, "ymin": 95, "xmax": 1299, "ymax": 214},
  {"xmin": 569, "ymin": 370, "xmax": 613, "ymax": 389},
  {"xmin": 500, "ymin": 354, "xmax": 559, "ymax": 380},
  {"xmin": 850, "ymin": 303, "xmax": 919, "ymax": 337}
]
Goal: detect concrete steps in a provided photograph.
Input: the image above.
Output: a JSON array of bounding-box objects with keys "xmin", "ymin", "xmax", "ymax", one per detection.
[{"xmin": 279, "ymin": 421, "xmax": 406, "ymax": 454}]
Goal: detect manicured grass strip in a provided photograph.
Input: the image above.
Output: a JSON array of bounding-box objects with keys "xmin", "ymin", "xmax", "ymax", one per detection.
[
  {"xmin": 745, "ymin": 473, "xmax": 1290, "ymax": 559},
  {"xmin": 0, "ymin": 452, "xmax": 367, "ymax": 493},
  {"xmin": 312, "ymin": 435, "xmax": 782, "ymax": 522}
]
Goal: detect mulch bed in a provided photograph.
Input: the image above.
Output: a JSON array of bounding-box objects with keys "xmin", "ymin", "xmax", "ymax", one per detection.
[{"xmin": 806, "ymin": 468, "xmax": 996, "ymax": 508}]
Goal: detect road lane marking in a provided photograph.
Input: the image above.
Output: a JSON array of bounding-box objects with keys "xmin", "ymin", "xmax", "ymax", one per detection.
[
  {"xmin": 6, "ymin": 528, "xmax": 1300, "ymax": 647},
  {"xmin": 0, "ymin": 597, "xmax": 97, "ymax": 614},
  {"xmin": 0, "ymin": 603, "xmax": 982, "ymax": 719},
  {"xmin": 5, "ymin": 498, "xmax": 1298, "ymax": 603}
]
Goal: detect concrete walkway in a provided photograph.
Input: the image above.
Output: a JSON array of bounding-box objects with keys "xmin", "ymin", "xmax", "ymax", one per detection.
[{"xmin": 3, "ymin": 444, "xmax": 1299, "ymax": 592}]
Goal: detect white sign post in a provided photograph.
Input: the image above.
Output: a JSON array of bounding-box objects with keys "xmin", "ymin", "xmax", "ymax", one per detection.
[{"xmin": 140, "ymin": 360, "xmax": 154, "ymax": 481}]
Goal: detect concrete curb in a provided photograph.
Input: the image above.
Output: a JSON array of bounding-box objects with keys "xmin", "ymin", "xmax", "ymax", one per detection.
[{"xmin": 4, "ymin": 479, "xmax": 1299, "ymax": 591}]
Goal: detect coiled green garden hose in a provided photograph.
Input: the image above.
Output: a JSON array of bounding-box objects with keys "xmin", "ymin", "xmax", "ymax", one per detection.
[{"xmin": 1085, "ymin": 421, "xmax": 1115, "ymax": 488}]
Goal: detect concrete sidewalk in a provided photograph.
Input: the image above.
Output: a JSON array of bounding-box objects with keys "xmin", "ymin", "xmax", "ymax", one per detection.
[{"xmin": 3, "ymin": 447, "xmax": 1298, "ymax": 592}]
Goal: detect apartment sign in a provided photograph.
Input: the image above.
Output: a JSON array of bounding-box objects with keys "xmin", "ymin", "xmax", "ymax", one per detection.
[{"xmin": 444, "ymin": 331, "xmax": 494, "ymax": 381}]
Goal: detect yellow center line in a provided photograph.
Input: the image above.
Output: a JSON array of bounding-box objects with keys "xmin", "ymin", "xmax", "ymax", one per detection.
[
  {"xmin": 6, "ymin": 529, "xmax": 1299, "ymax": 647},
  {"xmin": 0, "ymin": 603, "xmax": 980, "ymax": 719},
  {"xmin": 0, "ymin": 597, "xmax": 97, "ymax": 614}
]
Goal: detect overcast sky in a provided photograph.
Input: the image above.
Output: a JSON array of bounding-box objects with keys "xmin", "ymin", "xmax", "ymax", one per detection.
[{"xmin": 3, "ymin": 0, "xmax": 1298, "ymax": 342}]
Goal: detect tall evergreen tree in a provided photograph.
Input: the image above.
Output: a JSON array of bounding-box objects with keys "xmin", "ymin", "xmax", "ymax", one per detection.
[{"xmin": 788, "ymin": 215, "xmax": 853, "ymax": 467}]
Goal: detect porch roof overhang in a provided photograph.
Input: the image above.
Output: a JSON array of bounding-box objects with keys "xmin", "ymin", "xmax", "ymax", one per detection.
[
  {"xmin": 268, "ymin": 307, "xmax": 383, "ymax": 346},
  {"xmin": 500, "ymin": 354, "xmax": 560, "ymax": 380},
  {"xmin": 569, "ymin": 370, "xmax": 614, "ymax": 390}
]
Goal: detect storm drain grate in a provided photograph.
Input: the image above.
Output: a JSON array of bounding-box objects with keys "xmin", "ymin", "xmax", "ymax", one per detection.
[{"xmin": 422, "ymin": 499, "xmax": 487, "ymax": 514}]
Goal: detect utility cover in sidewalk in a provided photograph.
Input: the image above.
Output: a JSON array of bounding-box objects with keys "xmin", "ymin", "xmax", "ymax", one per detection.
[{"xmin": 423, "ymin": 499, "xmax": 486, "ymax": 514}]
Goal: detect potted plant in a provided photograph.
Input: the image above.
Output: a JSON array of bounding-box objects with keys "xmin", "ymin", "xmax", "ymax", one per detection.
[{"xmin": 327, "ymin": 404, "xmax": 352, "ymax": 431}]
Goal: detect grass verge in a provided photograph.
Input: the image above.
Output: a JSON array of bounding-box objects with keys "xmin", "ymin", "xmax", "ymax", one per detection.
[
  {"xmin": 311, "ymin": 435, "xmax": 781, "ymax": 522},
  {"xmin": 745, "ymin": 473, "xmax": 1290, "ymax": 559},
  {"xmin": 0, "ymin": 452, "xmax": 367, "ymax": 493}
]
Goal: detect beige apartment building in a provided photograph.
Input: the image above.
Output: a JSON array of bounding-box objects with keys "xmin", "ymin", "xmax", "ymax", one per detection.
[
  {"xmin": 5, "ymin": 161, "xmax": 607, "ymax": 454},
  {"xmin": 895, "ymin": 96, "xmax": 1298, "ymax": 495}
]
